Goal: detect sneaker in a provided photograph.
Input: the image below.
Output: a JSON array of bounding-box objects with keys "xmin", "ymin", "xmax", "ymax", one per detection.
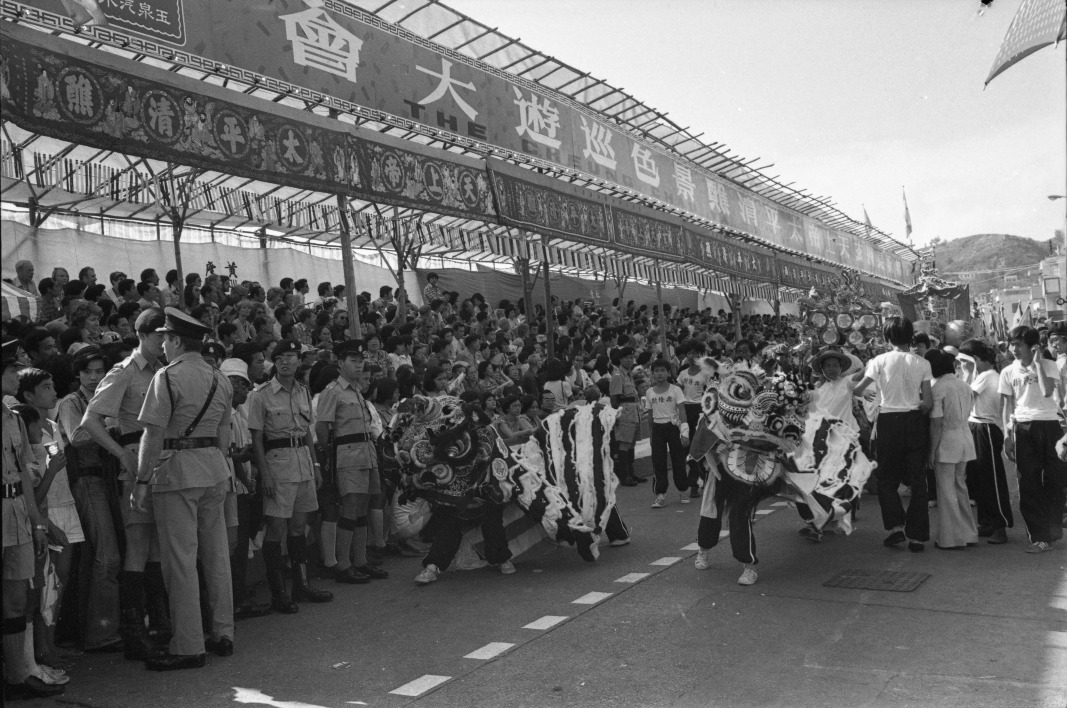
[
  {"xmin": 497, "ymin": 560, "xmax": 517, "ymax": 575},
  {"xmin": 737, "ymin": 565, "xmax": 758, "ymax": 586},
  {"xmin": 986, "ymin": 528, "xmax": 1008, "ymax": 545},
  {"xmin": 694, "ymin": 549, "xmax": 710, "ymax": 570},
  {"xmin": 609, "ymin": 537, "xmax": 631, "ymax": 547},
  {"xmin": 1025, "ymin": 541, "xmax": 1053, "ymax": 554},
  {"xmin": 679, "ymin": 492, "xmax": 690, "ymax": 505},
  {"xmin": 414, "ymin": 564, "xmax": 440, "ymax": 585},
  {"xmin": 651, "ymin": 494, "xmax": 666, "ymax": 509}
]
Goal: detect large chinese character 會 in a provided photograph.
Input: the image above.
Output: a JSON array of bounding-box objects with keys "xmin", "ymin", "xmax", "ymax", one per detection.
[
  {"xmin": 631, "ymin": 144, "xmax": 659, "ymax": 188},
  {"xmin": 513, "ymin": 87, "xmax": 561, "ymax": 150},
  {"xmin": 579, "ymin": 116, "xmax": 616, "ymax": 170},
  {"xmin": 64, "ymin": 73, "xmax": 93, "ymax": 117},
  {"xmin": 148, "ymin": 96, "xmax": 175, "ymax": 137},
  {"xmin": 280, "ymin": 6, "xmax": 364, "ymax": 83},
  {"xmin": 416, "ymin": 58, "xmax": 478, "ymax": 121}
]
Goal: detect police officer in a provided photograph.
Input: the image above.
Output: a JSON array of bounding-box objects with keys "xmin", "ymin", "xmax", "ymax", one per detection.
[
  {"xmin": 315, "ymin": 341, "xmax": 387, "ymax": 584},
  {"xmin": 248, "ymin": 339, "xmax": 332, "ymax": 613},
  {"xmin": 2, "ymin": 341, "xmax": 64, "ymax": 698},
  {"xmin": 130, "ymin": 308, "xmax": 234, "ymax": 670},
  {"xmin": 80, "ymin": 308, "xmax": 169, "ymax": 660},
  {"xmin": 610, "ymin": 347, "xmax": 642, "ymax": 486},
  {"xmin": 202, "ymin": 341, "xmax": 226, "ymax": 370}
]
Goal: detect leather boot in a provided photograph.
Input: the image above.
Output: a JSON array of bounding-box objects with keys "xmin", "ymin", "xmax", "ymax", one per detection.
[
  {"xmin": 288, "ymin": 535, "xmax": 333, "ymax": 603},
  {"xmin": 144, "ymin": 562, "xmax": 172, "ymax": 644},
  {"xmin": 263, "ymin": 541, "xmax": 298, "ymax": 614},
  {"xmin": 118, "ymin": 572, "xmax": 163, "ymax": 661}
]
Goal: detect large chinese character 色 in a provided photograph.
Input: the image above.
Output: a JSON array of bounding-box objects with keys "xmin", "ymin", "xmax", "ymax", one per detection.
[{"xmin": 631, "ymin": 144, "xmax": 660, "ymax": 188}]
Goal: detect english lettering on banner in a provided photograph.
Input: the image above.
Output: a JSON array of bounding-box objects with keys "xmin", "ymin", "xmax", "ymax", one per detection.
[
  {"xmin": 513, "ymin": 87, "xmax": 561, "ymax": 150},
  {"xmin": 416, "ymin": 57, "xmax": 478, "ymax": 121},
  {"xmin": 673, "ymin": 162, "xmax": 695, "ymax": 204},
  {"xmin": 580, "ymin": 116, "xmax": 617, "ymax": 171},
  {"xmin": 631, "ymin": 144, "xmax": 660, "ymax": 188},
  {"xmin": 280, "ymin": 4, "xmax": 364, "ymax": 83}
]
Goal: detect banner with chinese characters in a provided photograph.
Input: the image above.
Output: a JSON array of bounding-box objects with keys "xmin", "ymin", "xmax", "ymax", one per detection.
[
  {"xmin": 0, "ymin": 23, "xmax": 495, "ymax": 221},
  {"xmin": 11, "ymin": 0, "xmax": 909, "ymax": 282}
]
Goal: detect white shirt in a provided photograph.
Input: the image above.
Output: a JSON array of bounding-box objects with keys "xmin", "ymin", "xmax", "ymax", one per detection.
[
  {"xmin": 812, "ymin": 377, "xmax": 858, "ymax": 430},
  {"xmin": 998, "ymin": 359, "xmax": 1061, "ymax": 423},
  {"xmin": 968, "ymin": 369, "xmax": 1000, "ymax": 426},
  {"xmin": 677, "ymin": 367, "xmax": 712, "ymax": 403},
  {"xmin": 644, "ymin": 384, "xmax": 684, "ymax": 424},
  {"xmin": 864, "ymin": 350, "xmax": 932, "ymax": 413}
]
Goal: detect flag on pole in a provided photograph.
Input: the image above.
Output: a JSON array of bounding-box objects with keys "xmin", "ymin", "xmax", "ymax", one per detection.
[
  {"xmin": 863, "ymin": 206, "xmax": 873, "ymax": 238},
  {"xmin": 985, "ymin": 0, "xmax": 1066, "ymax": 86},
  {"xmin": 902, "ymin": 188, "xmax": 913, "ymax": 243}
]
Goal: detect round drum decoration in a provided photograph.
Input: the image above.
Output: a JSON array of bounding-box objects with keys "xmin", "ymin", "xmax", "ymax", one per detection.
[
  {"xmin": 835, "ymin": 313, "xmax": 854, "ymax": 330},
  {"xmin": 810, "ymin": 311, "xmax": 829, "ymax": 329},
  {"xmin": 820, "ymin": 328, "xmax": 839, "ymax": 345}
]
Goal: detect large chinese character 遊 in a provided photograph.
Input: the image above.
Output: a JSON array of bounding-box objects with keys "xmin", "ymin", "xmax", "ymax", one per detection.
[
  {"xmin": 631, "ymin": 144, "xmax": 659, "ymax": 188},
  {"xmin": 513, "ymin": 87, "xmax": 560, "ymax": 150},
  {"xmin": 280, "ymin": 5, "xmax": 364, "ymax": 84}
]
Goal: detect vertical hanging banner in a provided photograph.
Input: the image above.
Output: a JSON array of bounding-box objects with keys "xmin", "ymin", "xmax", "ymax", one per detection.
[{"xmin": 11, "ymin": 0, "xmax": 909, "ymax": 282}]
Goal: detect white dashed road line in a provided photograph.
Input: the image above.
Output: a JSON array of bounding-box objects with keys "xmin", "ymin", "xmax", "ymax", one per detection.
[
  {"xmin": 523, "ymin": 615, "xmax": 569, "ymax": 630},
  {"xmin": 650, "ymin": 556, "xmax": 682, "ymax": 566},
  {"xmin": 389, "ymin": 675, "xmax": 452, "ymax": 697},
  {"xmin": 755, "ymin": 509, "xmax": 775, "ymax": 516},
  {"xmin": 572, "ymin": 591, "xmax": 613, "ymax": 605},
  {"xmin": 463, "ymin": 642, "xmax": 515, "ymax": 660},
  {"xmin": 680, "ymin": 542, "xmax": 701, "ymax": 551},
  {"xmin": 615, "ymin": 572, "xmax": 650, "ymax": 583}
]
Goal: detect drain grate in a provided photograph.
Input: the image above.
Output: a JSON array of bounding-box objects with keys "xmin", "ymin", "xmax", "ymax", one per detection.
[{"xmin": 823, "ymin": 569, "xmax": 931, "ymax": 592}]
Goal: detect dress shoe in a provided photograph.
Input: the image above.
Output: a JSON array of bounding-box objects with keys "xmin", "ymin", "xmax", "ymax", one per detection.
[
  {"xmin": 977, "ymin": 524, "xmax": 994, "ymax": 538},
  {"xmin": 987, "ymin": 528, "xmax": 1008, "ymax": 545},
  {"xmin": 618, "ymin": 476, "xmax": 638, "ymax": 487},
  {"xmin": 334, "ymin": 566, "xmax": 371, "ymax": 584},
  {"xmin": 634, "ymin": 475, "xmax": 649, "ymax": 483},
  {"xmin": 6, "ymin": 675, "xmax": 66, "ymax": 698},
  {"xmin": 908, "ymin": 541, "xmax": 925, "ymax": 553},
  {"xmin": 271, "ymin": 598, "xmax": 299, "ymax": 614},
  {"xmin": 84, "ymin": 639, "xmax": 124, "ymax": 653},
  {"xmin": 883, "ymin": 530, "xmax": 906, "ymax": 547},
  {"xmin": 205, "ymin": 637, "xmax": 234, "ymax": 657},
  {"xmin": 145, "ymin": 652, "xmax": 206, "ymax": 671},
  {"xmin": 934, "ymin": 543, "xmax": 965, "ymax": 551},
  {"xmin": 353, "ymin": 564, "xmax": 389, "ymax": 580},
  {"xmin": 234, "ymin": 600, "xmax": 273, "ymax": 620}
]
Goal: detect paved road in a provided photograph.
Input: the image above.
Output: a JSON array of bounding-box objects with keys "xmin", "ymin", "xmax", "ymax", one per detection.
[{"xmin": 25, "ymin": 456, "xmax": 1067, "ymax": 708}]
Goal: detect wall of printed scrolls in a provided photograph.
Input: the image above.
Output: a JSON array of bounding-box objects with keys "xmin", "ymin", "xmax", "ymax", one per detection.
[
  {"xmin": 10, "ymin": 0, "xmax": 909, "ymax": 283},
  {"xmin": 0, "ymin": 22, "xmax": 899, "ymax": 303}
]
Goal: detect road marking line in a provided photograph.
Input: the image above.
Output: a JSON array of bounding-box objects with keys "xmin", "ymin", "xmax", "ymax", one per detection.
[
  {"xmin": 680, "ymin": 542, "xmax": 701, "ymax": 551},
  {"xmin": 389, "ymin": 675, "xmax": 451, "ymax": 696},
  {"xmin": 572, "ymin": 591, "xmax": 613, "ymax": 605},
  {"xmin": 523, "ymin": 615, "xmax": 568, "ymax": 630},
  {"xmin": 772, "ymin": 501, "xmax": 789, "ymax": 507},
  {"xmin": 615, "ymin": 572, "xmax": 650, "ymax": 583},
  {"xmin": 464, "ymin": 642, "xmax": 515, "ymax": 660},
  {"xmin": 650, "ymin": 556, "xmax": 682, "ymax": 566},
  {"xmin": 755, "ymin": 509, "xmax": 775, "ymax": 516}
]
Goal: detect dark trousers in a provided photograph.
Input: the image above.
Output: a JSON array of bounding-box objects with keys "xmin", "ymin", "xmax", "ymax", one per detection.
[
  {"xmin": 966, "ymin": 422, "xmax": 1013, "ymax": 531},
  {"xmin": 683, "ymin": 403, "xmax": 704, "ymax": 487},
  {"xmin": 696, "ymin": 474, "xmax": 759, "ymax": 565},
  {"xmin": 1015, "ymin": 420, "xmax": 1067, "ymax": 544},
  {"xmin": 230, "ymin": 493, "xmax": 257, "ymax": 604},
  {"xmin": 875, "ymin": 410, "xmax": 930, "ymax": 542},
  {"xmin": 604, "ymin": 506, "xmax": 629, "ymax": 543},
  {"xmin": 423, "ymin": 504, "xmax": 512, "ymax": 571},
  {"xmin": 651, "ymin": 422, "xmax": 689, "ymax": 495}
]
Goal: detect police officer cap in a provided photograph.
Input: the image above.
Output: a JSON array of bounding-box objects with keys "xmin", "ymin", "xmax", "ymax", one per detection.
[
  {"xmin": 134, "ymin": 307, "xmax": 166, "ymax": 335},
  {"xmin": 1, "ymin": 339, "xmax": 20, "ymax": 367},
  {"xmin": 272, "ymin": 339, "xmax": 301, "ymax": 360},
  {"xmin": 334, "ymin": 339, "xmax": 365, "ymax": 359},
  {"xmin": 1048, "ymin": 320, "xmax": 1067, "ymax": 338},
  {"xmin": 202, "ymin": 341, "xmax": 227, "ymax": 362},
  {"xmin": 156, "ymin": 307, "xmax": 210, "ymax": 338}
]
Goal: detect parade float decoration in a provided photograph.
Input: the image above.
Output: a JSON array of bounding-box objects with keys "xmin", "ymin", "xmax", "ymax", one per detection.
[
  {"xmin": 689, "ymin": 361, "xmax": 874, "ymax": 534},
  {"xmin": 796, "ymin": 269, "xmax": 886, "ymax": 352},
  {"xmin": 897, "ymin": 254, "xmax": 973, "ymax": 346},
  {"xmin": 386, "ymin": 395, "xmax": 609, "ymax": 561}
]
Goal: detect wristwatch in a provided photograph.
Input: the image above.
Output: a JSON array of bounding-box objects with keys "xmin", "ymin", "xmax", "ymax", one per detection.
[{"xmin": 34, "ymin": 524, "xmax": 47, "ymax": 531}]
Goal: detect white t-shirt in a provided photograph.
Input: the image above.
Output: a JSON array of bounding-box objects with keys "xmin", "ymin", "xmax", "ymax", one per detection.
[
  {"xmin": 998, "ymin": 359, "xmax": 1060, "ymax": 422},
  {"xmin": 644, "ymin": 384, "xmax": 684, "ymax": 424},
  {"xmin": 812, "ymin": 377, "xmax": 857, "ymax": 430},
  {"xmin": 864, "ymin": 350, "xmax": 932, "ymax": 413},
  {"xmin": 677, "ymin": 367, "xmax": 712, "ymax": 403},
  {"xmin": 968, "ymin": 369, "xmax": 1000, "ymax": 426}
]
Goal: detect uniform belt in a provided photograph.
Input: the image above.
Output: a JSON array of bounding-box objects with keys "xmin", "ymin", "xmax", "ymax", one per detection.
[
  {"xmin": 335, "ymin": 433, "xmax": 371, "ymax": 445},
  {"xmin": 2, "ymin": 481, "xmax": 23, "ymax": 499},
  {"xmin": 162, "ymin": 437, "xmax": 216, "ymax": 451},
  {"xmin": 77, "ymin": 466, "xmax": 106, "ymax": 477},
  {"xmin": 616, "ymin": 396, "xmax": 637, "ymax": 403},
  {"xmin": 115, "ymin": 430, "xmax": 144, "ymax": 446},
  {"xmin": 265, "ymin": 436, "xmax": 305, "ymax": 451}
]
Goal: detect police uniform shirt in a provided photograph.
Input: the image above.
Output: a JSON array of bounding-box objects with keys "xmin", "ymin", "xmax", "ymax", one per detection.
[
  {"xmin": 138, "ymin": 352, "xmax": 233, "ymax": 492},
  {"xmin": 246, "ymin": 377, "xmax": 314, "ymax": 483},
  {"xmin": 2, "ymin": 403, "xmax": 34, "ymax": 547},
  {"xmin": 609, "ymin": 369, "xmax": 640, "ymax": 424},
  {"xmin": 229, "ymin": 406, "xmax": 251, "ymax": 495},
  {"xmin": 88, "ymin": 349, "xmax": 161, "ymax": 434},
  {"xmin": 315, "ymin": 376, "xmax": 382, "ymax": 471}
]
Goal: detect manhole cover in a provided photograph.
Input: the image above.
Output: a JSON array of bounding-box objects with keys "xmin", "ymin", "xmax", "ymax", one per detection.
[{"xmin": 823, "ymin": 569, "xmax": 930, "ymax": 592}]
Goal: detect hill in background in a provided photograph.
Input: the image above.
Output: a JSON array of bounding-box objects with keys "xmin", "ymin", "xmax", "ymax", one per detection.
[{"xmin": 928, "ymin": 233, "xmax": 1053, "ymax": 293}]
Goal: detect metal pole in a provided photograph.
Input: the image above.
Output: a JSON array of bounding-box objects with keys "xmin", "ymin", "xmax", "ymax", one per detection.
[
  {"xmin": 654, "ymin": 259, "xmax": 669, "ymax": 365},
  {"xmin": 336, "ymin": 195, "xmax": 362, "ymax": 340},
  {"xmin": 541, "ymin": 235, "xmax": 554, "ymax": 361}
]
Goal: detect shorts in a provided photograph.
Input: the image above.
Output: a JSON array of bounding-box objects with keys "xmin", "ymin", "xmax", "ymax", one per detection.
[
  {"xmin": 263, "ymin": 480, "xmax": 318, "ymax": 518},
  {"xmin": 119, "ymin": 478, "xmax": 155, "ymax": 526},
  {"xmin": 48, "ymin": 504, "xmax": 85, "ymax": 544},
  {"xmin": 224, "ymin": 490, "xmax": 238, "ymax": 529},
  {"xmin": 615, "ymin": 420, "xmax": 639, "ymax": 445},
  {"xmin": 337, "ymin": 466, "xmax": 381, "ymax": 496},
  {"xmin": 2, "ymin": 541, "xmax": 34, "ymax": 581}
]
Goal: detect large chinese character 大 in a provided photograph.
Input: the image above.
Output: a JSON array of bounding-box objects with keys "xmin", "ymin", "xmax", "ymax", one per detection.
[
  {"xmin": 416, "ymin": 58, "xmax": 478, "ymax": 121},
  {"xmin": 513, "ymin": 87, "xmax": 561, "ymax": 150},
  {"xmin": 579, "ymin": 116, "xmax": 617, "ymax": 170},
  {"xmin": 631, "ymin": 144, "xmax": 660, "ymax": 188},
  {"xmin": 280, "ymin": 7, "xmax": 364, "ymax": 84}
]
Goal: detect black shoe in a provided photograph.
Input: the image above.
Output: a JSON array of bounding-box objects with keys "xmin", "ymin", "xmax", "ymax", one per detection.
[
  {"xmin": 205, "ymin": 637, "xmax": 234, "ymax": 657},
  {"xmin": 6, "ymin": 675, "xmax": 66, "ymax": 699},
  {"xmin": 334, "ymin": 566, "xmax": 371, "ymax": 584},
  {"xmin": 883, "ymin": 530, "xmax": 906, "ymax": 547},
  {"xmin": 271, "ymin": 598, "xmax": 300, "ymax": 614},
  {"xmin": 618, "ymin": 476, "xmax": 638, "ymax": 487},
  {"xmin": 634, "ymin": 475, "xmax": 649, "ymax": 483},
  {"xmin": 234, "ymin": 600, "xmax": 273, "ymax": 621},
  {"xmin": 145, "ymin": 652, "xmax": 206, "ymax": 671},
  {"xmin": 84, "ymin": 639, "xmax": 125, "ymax": 653},
  {"xmin": 987, "ymin": 528, "xmax": 1008, "ymax": 545},
  {"xmin": 353, "ymin": 564, "xmax": 389, "ymax": 580},
  {"xmin": 124, "ymin": 636, "xmax": 166, "ymax": 661},
  {"xmin": 292, "ymin": 563, "xmax": 334, "ymax": 602},
  {"xmin": 977, "ymin": 524, "xmax": 994, "ymax": 538},
  {"xmin": 934, "ymin": 543, "xmax": 965, "ymax": 551},
  {"xmin": 908, "ymin": 541, "xmax": 925, "ymax": 553},
  {"xmin": 689, "ymin": 488, "xmax": 702, "ymax": 499}
]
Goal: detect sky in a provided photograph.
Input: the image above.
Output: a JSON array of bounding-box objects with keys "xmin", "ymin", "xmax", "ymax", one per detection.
[{"xmin": 447, "ymin": 0, "xmax": 1066, "ymax": 250}]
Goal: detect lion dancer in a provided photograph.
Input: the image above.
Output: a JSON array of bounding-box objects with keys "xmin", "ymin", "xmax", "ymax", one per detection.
[{"xmin": 693, "ymin": 464, "xmax": 766, "ymax": 586}]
